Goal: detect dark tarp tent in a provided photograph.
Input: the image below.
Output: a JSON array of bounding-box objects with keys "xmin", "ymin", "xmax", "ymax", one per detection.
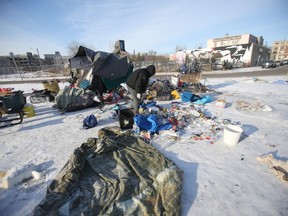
[{"xmin": 69, "ymin": 46, "xmax": 133, "ymax": 91}]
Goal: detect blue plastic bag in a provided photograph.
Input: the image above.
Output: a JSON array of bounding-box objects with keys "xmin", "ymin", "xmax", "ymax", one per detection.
[
  {"xmin": 134, "ymin": 114, "xmax": 172, "ymax": 134},
  {"xmin": 193, "ymin": 95, "xmax": 212, "ymax": 105},
  {"xmin": 181, "ymin": 91, "xmax": 193, "ymax": 102},
  {"xmin": 83, "ymin": 114, "xmax": 98, "ymax": 129}
]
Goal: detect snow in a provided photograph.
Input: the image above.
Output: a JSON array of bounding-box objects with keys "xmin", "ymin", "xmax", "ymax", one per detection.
[{"xmin": 0, "ymin": 73, "xmax": 288, "ymax": 216}]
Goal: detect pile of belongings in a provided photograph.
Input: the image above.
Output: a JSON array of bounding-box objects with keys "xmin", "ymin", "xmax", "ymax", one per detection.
[
  {"xmin": 54, "ymin": 86, "xmax": 101, "ymax": 113},
  {"xmin": 33, "ymin": 126, "xmax": 183, "ymax": 215},
  {"xmin": 30, "ymin": 79, "xmax": 60, "ymax": 104},
  {"xmin": 30, "ymin": 89, "xmax": 56, "ymax": 104},
  {"xmin": 147, "ymin": 79, "xmax": 176, "ymax": 101}
]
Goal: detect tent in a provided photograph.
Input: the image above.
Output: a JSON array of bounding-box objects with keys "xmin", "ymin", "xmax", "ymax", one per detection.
[{"xmin": 69, "ymin": 46, "xmax": 133, "ymax": 93}]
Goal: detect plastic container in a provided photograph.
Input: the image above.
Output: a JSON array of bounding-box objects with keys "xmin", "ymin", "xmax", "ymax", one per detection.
[
  {"xmin": 23, "ymin": 104, "xmax": 36, "ymax": 117},
  {"xmin": 216, "ymin": 99, "xmax": 226, "ymax": 108},
  {"xmin": 119, "ymin": 109, "xmax": 135, "ymax": 130},
  {"xmin": 223, "ymin": 124, "xmax": 243, "ymax": 146}
]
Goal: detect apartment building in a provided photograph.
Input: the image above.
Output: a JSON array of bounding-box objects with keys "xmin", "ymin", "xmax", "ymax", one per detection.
[
  {"xmin": 44, "ymin": 51, "xmax": 64, "ymax": 65},
  {"xmin": 207, "ymin": 33, "xmax": 271, "ymax": 66},
  {"xmin": 271, "ymin": 40, "xmax": 288, "ymax": 61}
]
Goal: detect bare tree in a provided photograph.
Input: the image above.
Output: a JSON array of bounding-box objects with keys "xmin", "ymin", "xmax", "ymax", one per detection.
[
  {"xmin": 175, "ymin": 45, "xmax": 187, "ymax": 52},
  {"xmin": 148, "ymin": 50, "xmax": 157, "ymax": 56}
]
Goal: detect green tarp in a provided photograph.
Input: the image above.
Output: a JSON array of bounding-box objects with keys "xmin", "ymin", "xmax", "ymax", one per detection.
[{"xmin": 33, "ymin": 126, "xmax": 183, "ymax": 216}]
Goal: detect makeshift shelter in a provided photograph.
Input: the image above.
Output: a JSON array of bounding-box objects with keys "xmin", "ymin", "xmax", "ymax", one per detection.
[{"xmin": 69, "ymin": 46, "xmax": 134, "ymax": 95}]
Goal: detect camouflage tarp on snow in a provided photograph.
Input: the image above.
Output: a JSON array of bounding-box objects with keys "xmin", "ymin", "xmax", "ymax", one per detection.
[
  {"xmin": 33, "ymin": 126, "xmax": 183, "ymax": 216},
  {"xmin": 55, "ymin": 86, "xmax": 100, "ymax": 112}
]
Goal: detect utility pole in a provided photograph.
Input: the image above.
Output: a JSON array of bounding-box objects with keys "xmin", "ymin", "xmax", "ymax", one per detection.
[
  {"xmin": 10, "ymin": 52, "xmax": 24, "ymax": 83},
  {"xmin": 36, "ymin": 48, "xmax": 42, "ymax": 71}
]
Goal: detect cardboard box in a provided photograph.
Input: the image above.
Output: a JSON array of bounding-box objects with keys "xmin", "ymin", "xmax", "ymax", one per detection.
[{"xmin": 216, "ymin": 99, "xmax": 226, "ymax": 108}]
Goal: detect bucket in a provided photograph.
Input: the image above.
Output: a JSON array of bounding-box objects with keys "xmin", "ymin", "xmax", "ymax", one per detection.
[
  {"xmin": 223, "ymin": 124, "xmax": 243, "ymax": 146},
  {"xmin": 23, "ymin": 104, "xmax": 36, "ymax": 117},
  {"xmin": 119, "ymin": 109, "xmax": 134, "ymax": 130}
]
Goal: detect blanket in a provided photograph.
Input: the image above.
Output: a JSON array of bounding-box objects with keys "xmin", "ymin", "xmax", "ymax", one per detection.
[
  {"xmin": 55, "ymin": 86, "xmax": 100, "ymax": 112},
  {"xmin": 33, "ymin": 126, "xmax": 183, "ymax": 215}
]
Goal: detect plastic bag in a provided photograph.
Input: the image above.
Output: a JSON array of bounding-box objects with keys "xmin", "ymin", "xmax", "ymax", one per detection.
[{"xmin": 83, "ymin": 114, "xmax": 98, "ymax": 129}]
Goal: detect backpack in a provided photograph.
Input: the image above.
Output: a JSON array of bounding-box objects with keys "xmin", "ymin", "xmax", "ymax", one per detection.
[{"xmin": 83, "ymin": 114, "xmax": 98, "ymax": 129}]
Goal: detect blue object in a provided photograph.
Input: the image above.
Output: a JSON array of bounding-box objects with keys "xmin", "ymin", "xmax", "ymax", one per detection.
[
  {"xmin": 134, "ymin": 114, "xmax": 172, "ymax": 134},
  {"xmin": 193, "ymin": 95, "xmax": 212, "ymax": 105},
  {"xmin": 80, "ymin": 79, "xmax": 90, "ymax": 90},
  {"xmin": 181, "ymin": 91, "xmax": 193, "ymax": 102},
  {"xmin": 140, "ymin": 101, "xmax": 157, "ymax": 109},
  {"xmin": 83, "ymin": 114, "xmax": 98, "ymax": 129}
]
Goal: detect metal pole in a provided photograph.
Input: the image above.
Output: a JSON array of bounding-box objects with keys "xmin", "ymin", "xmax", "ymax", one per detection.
[
  {"xmin": 36, "ymin": 48, "xmax": 42, "ymax": 71},
  {"xmin": 10, "ymin": 52, "xmax": 24, "ymax": 83}
]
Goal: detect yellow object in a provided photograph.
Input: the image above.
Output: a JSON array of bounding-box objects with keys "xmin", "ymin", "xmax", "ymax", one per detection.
[
  {"xmin": 171, "ymin": 90, "xmax": 180, "ymax": 99},
  {"xmin": 138, "ymin": 107, "xmax": 145, "ymax": 114},
  {"xmin": 23, "ymin": 104, "xmax": 36, "ymax": 117},
  {"xmin": 42, "ymin": 80, "xmax": 60, "ymax": 92}
]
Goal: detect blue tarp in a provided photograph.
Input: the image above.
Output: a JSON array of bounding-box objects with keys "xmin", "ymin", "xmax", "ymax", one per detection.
[{"xmin": 134, "ymin": 114, "xmax": 172, "ymax": 134}]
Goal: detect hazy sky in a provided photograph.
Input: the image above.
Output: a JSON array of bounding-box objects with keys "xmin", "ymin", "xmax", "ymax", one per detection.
[{"xmin": 0, "ymin": 0, "xmax": 287, "ymax": 57}]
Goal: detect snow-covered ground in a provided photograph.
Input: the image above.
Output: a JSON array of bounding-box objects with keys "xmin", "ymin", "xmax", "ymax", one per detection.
[{"xmin": 0, "ymin": 73, "xmax": 288, "ymax": 216}]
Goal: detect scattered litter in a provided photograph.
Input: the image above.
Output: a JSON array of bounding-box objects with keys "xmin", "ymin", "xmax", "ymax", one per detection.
[
  {"xmin": 235, "ymin": 100, "xmax": 273, "ymax": 112},
  {"xmin": 216, "ymin": 99, "xmax": 226, "ymax": 108},
  {"xmin": 257, "ymin": 153, "xmax": 288, "ymax": 183}
]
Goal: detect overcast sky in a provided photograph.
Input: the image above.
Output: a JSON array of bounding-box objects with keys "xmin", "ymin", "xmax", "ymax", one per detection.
[{"xmin": 0, "ymin": 0, "xmax": 287, "ymax": 57}]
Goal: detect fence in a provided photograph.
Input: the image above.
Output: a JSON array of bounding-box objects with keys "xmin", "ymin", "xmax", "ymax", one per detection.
[{"xmin": 0, "ymin": 64, "xmax": 68, "ymax": 76}]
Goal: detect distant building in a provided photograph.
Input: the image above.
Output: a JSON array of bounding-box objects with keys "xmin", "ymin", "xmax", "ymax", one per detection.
[
  {"xmin": 0, "ymin": 52, "xmax": 42, "ymax": 67},
  {"xmin": 271, "ymin": 40, "xmax": 288, "ymax": 61},
  {"xmin": 207, "ymin": 33, "xmax": 271, "ymax": 66},
  {"xmin": 170, "ymin": 33, "xmax": 271, "ymax": 69},
  {"xmin": 44, "ymin": 51, "xmax": 63, "ymax": 65},
  {"xmin": 0, "ymin": 51, "xmax": 70, "ymax": 68},
  {"xmin": 0, "ymin": 51, "xmax": 70, "ymax": 75}
]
